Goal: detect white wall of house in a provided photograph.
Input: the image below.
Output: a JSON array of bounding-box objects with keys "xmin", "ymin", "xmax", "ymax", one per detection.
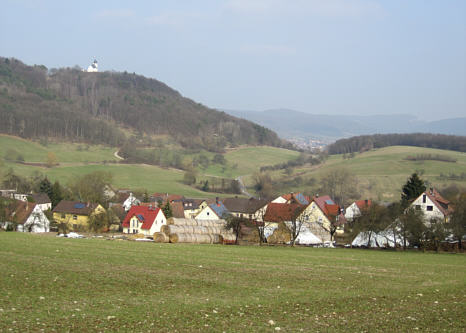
[
  {"xmin": 123, "ymin": 193, "xmax": 140, "ymax": 212},
  {"xmin": 344, "ymin": 202, "xmax": 361, "ymax": 221},
  {"xmin": 18, "ymin": 206, "xmax": 50, "ymax": 233},
  {"xmin": 123, "ymin": 216, "xmax": 143, "ymax": 234},
  {"xmin": 36, "ymin": 202, "xmax": 52, "ymax": 211},
  {"xmin": 144, "ymin": 210, "xmax": 167, "ymax": 236},
  {"xmin": 195, "ymin": 206, "xmax": 219, "ymax": 220},
  {"xmin": 411, "ymin": 194, "xmax": 446, "ymax": 222},
  {"xmin": 271, "ymin": 196, "xmax": 287, "ymax": 204}
]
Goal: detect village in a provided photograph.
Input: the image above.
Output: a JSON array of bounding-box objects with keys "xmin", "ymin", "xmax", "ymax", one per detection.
[{"xmin": 0, "ymin": 173, "xmax": 460, "ymax": 251}]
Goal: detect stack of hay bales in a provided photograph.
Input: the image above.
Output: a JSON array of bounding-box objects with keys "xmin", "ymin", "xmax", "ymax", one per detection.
[
  {"xmin": 158, "ymin": 218, "xmax": 235, "ymax": 244},
  {"xmin": 267, "ymin": 222, "xmax": 291, "ymax": 244},
  {"xmin": 126, "ymin": 233, "xmax": 146, "ymax": 240}
]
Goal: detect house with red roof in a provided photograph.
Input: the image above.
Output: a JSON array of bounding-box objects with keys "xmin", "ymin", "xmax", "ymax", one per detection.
[
  {"xmin": 410, "ymin": 188, "xmax": 453, "ymax": 223},
  {"xmin": 122, "ymin": 205, "xmax": 167, "ymax": 236},
  {"xmin": 344, "ymin": 200, "xmax": 372, "ymax": 221}
]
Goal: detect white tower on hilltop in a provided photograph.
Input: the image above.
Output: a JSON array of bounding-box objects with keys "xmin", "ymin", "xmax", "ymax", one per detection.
[{"xmin": 86, "ymin": 59, "xmax": 98, "ymax": 72}]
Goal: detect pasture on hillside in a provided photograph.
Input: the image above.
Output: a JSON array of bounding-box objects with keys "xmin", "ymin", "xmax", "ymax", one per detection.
[
  {"xmin": 0, "ymin": 233, "xmax": 464, "ymax": 332},
  {"xmin": 259, "ymin": 146, "xmax": 466, "ymax": 201},
  {"xmin": 0, "ymin": 135, "xmax": 300, "ymax": 196}
]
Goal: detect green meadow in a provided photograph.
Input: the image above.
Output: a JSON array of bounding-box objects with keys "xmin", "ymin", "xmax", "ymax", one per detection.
[
  {"xmin": 1, "ymin": 135, "xmax": 466, "ymax": 199},
  {"xmin": 0, "ymin": 233, "xmax": 464, "ymax": 332},
  {"xmin": 265, "ymin": 146, "xmax": 466, "ymax": 201}
]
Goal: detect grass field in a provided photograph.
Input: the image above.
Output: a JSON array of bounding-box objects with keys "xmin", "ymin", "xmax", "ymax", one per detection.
[
  {"xmin": 0, "ymin": 135, "xmax": 300, "ymax": 196},
  {"xmin": 0, "ymin": 233, "xmax": 464, "ymax": 332},
  {"xmin": 0, "ymin": 135, "xmax": 117, "ymax": 163}
]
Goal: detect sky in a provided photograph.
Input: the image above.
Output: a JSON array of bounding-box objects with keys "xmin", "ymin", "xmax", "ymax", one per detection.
[{"xmin": 1, "ymin": 0, "xmax": 465, "ymax": 120}]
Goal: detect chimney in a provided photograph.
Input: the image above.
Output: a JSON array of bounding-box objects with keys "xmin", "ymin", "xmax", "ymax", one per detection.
[
  {"xmin": 149, "ymin": 204, "xmax": 152, "ymax": 210},
  {"xmin": 315, "ymin": 193, "xmax": 319, "ymax": 198},
  {"xmin": 365, "ymin": 199, "xmax": 368, "ymax": 206},
  {"xmin": 216, "ymin": 197, "xmax": 219, "ymax": 204},
  {"xmin": 430, "ymin": 187, "xmax": 434, "ymax": 195},
  {"xmin": 86, "ymin": 201, "xmax": 90, "ymax": 208}
]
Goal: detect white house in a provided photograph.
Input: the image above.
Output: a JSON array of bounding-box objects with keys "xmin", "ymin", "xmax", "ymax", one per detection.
[
  {"xmin": 195, "ymin": 201, "xmax": 229, "ymax": 220},
  {"xmin": 345, "ymin": 200, "xmax": 371, "ymax": 221},
  {"xmin": 410, "ymin": 188, "xmax": 452, "ymax": 223},
  {"xmin": 17, "ymin": 205, "xmax": 50, "ymax": 233},
  {"xmin": 122, "ymin": 193, "xmax": 141, "ymax": 212},
  {"xmin": 2, "ymin": 201, "xmax": 50, "ymax": 232},
  {"xmin": 122, "ymin": 205, "xmax": 167, "ymax": 236}
]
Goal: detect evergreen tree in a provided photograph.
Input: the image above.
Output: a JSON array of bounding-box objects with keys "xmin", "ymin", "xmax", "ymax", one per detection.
[
  {"xmin": 39, "ymin": 177, "xmax": 53, "ymax": 198},
  {"xmin": 401, "ymin": 173, "xmax": 426, "ymax": 207},
  {"xmin": 50, "ymin": 181, "xmax": 63, "ymax": 208},
  {"xmin": 162, "ymin": 202, "xmax": 173, "ymax": 218}
]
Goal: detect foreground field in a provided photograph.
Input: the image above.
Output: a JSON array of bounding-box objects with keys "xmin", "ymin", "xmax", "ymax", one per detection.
[{"xmin": 0, "ymin": 233, "xmax": 464, "ymax": 332}]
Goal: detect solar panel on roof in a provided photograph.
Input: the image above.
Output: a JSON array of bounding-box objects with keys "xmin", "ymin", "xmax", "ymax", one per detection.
[
  {"xmin": 136, "ymin": 214, "xmax": 145, "ymax": 221},
  {"xmin": 325, "ymin": 199, "xmax": 334, "ymax": 204},
  {"xmin": 74, "ymin": 203, "xmax": 85, "ymax": 209}
]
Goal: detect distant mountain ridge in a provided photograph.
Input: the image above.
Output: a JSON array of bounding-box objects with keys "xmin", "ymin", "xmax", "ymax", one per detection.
[
  {"xmin": 0, "ymin": 57, "xmax": 286, "ymax": 151},
  {"xmin": 223, "ymin": 108, "xmax": 466, "ymax": 140}
]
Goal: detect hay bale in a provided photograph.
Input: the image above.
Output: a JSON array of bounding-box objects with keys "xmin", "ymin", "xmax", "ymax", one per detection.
[
  {"xmin": 196, "ymin": 219, "xmax": 227, "ymax": 227},
  {"xmin": 153, "ymin": 232, "xmax": 169, "ymax": 243},
  {"xmin": 169, "ymin": 233, "xmax": 212, "ymax": 244},
  {"xmin": 127, "ymin": 233, "xmax": 146, "ymax": 240},
  {"xmin": 220, "ymin": 233, "xmax": 237, "ymax": 242},
  {"xmin": 169, "ymin": 218, "xmax": 198, "ymax": 226},
  {"xmin": 267, "ymin": 222, "xmax": 291, "ymax": 244}
]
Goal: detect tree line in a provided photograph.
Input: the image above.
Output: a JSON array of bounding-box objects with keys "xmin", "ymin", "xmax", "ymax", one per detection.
[{"xmin": 326, "ymin": 133, "xmax": 466, "ymax": 155}]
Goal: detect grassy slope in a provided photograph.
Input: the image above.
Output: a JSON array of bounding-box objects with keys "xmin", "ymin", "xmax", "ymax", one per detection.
[
  {"xmin": 0, "ymin": 135, "xmax": 299, "ymax": 197},
  {"xmin": 0, "ymin": 233, "xmax": 464, "ymax": 332},
  {"xmin": 0, "ymin": 135, "xmax": 117, "ymax": 163},
  {"xmin": 261, "ymin": 146, "xmax": 466, "ymax": 201}
]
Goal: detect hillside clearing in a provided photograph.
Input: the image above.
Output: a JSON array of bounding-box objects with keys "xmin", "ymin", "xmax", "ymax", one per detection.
[{"xmin": 0, "ymin": 233, "xmax": 464, "ymax": 332}]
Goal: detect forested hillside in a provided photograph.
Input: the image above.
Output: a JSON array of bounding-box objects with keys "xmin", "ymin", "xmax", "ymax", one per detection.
[
  {"xmin": 327, "ymin": 133, "xmax": 466, "ymax": 154},
  {"xmin": 0, "ymin": 57, "xmax": 285, "ymax": 151}
]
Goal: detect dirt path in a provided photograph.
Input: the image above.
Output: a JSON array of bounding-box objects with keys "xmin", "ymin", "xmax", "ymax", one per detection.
[{"xmin": 114, "ymin": 150, "xmax": 124, "ymax": 160}]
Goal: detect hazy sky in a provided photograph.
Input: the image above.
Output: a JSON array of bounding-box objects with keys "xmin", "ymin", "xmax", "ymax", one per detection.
[{"xmin": 1, "ymin": 0, "xmax": 465, "ymax": 120}]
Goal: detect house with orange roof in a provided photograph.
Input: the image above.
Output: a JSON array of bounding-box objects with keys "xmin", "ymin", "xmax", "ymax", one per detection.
[
  {"xmin": 122, "ymin": 205, "xmax": 167, "ymax": 236},
  {"xmin": 410, "ymin": 188, "xmax": 453, "ymax": 223}
]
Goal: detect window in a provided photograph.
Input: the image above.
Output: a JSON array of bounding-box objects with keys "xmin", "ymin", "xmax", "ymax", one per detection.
[
  {"xmin": 426, "ymin": 206, "xmax": 433, "ymax": 211},
  {"xmin": 422, "ymin": 194, "xmax": 426, "ymax": 203},
  {"xmin": 207, "ymin": 212, "xmax": 210, "ymax": 216},
  {"xmin": 61, "ymin": 213, "xmax": 66, "ymax": 218},
  {"xmin": 73, "ymin": 215, "xmax": 77, "ymax": 220},
  {"xmin": 415, "ymin": 205, "xmax": 421, "ymax": 210}
]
